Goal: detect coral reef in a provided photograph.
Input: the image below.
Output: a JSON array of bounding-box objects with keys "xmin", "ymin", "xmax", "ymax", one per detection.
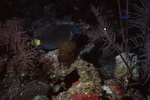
[
  {"xmin": 102, "ymin": 79, "xmax": 124, "ymax": 100},
  {"xmin": 115, "ymin": 53, "xmax": 139, "ymax": 86},
  {"xmin": 54, "ymin": 58, "xmax": 102, "ymax": 99},
  {"xmin": 71, "ymin": 58, "xmax": 101, "ymax": 83},
  {"xmin": 41, "ymin": 48, "xmax": 102, "ymax": 100},
  {"xmin": 55, "ymin": 81, "xmax": 100, "ymax": 100},
  {"xmin": 42, "ymin": 49, "xmax": 75, "ymax": 82},
  {"xmin": 0, "ymin": 0, "xmax": 150, "ymax": 100}
]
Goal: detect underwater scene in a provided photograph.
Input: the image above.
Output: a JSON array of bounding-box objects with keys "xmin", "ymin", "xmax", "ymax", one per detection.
[{"xmin": 0, "ymin": 0, "xmax": 150, "ymax": 100}]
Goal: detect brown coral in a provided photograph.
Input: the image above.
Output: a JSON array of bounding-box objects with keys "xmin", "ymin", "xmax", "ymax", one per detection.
[{"xmin": 58, "ymin": 41, "xmax": 77, "ymax": 67}]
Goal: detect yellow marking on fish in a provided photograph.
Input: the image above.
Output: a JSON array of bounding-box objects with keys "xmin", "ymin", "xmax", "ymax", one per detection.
[
  {"xmin": 31, "ymin": 39, "xmax": 41, "ymax": 46},
  {"xmin": 36, "ymin": 39, "xmax": 41, "ymax": 46}
]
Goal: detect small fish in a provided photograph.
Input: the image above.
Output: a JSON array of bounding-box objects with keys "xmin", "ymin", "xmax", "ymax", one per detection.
[
  {"xmin": 121, "ymin": 14, "xmax": 131, "ymax": 19},
  {"xmin": 32, "ymin": 24, "xmax": 83, "ymax": 50}
]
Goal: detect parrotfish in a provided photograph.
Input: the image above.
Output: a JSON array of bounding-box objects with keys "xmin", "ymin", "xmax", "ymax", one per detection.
[{"xmin": 32, "ymin": 24, "xmax": 83, "ymax": 50}]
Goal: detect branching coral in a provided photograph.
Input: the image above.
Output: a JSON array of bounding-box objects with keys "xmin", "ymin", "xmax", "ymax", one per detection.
[
  {"xmin": 130, "ymin": 0, "xmax": 150, "ymax": 85},
  {"xmin": 87, "ymin": 5, "xmax": 134, "ymax": 81},
  {"xmin": 0, "ymin": 18, "xmax": 39, "ymax": 74},
  {"xmin": 87, "ymin": 0, "xmax": 150, "ymax": 92},
  {"xmin": 87, "ymin": 6, "xmax": 115, "ymax": 50}
]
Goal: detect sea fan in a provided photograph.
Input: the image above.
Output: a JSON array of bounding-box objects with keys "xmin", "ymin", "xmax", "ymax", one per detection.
[
  {"xmin": 130, "ymin": 0, "xmax": 150, "ymax": 86},
  {"xmin": 87, "ymin": 6, "xmax": 116, "ymax": 51},
  {"xmin": 88, "ymin": 3, "xmax": 135, "ymax": 79},
  {"xmin": 130, "ymin": 0, "xmax": 150, "ymax": 35},
  {"xmin": 0, "ymin": 18, "xmax": 39, "ymax": 73}
]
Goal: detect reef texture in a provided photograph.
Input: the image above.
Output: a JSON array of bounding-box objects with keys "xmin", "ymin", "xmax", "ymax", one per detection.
[
  {"xmin": 58, "ymin": 41, "xmax": 77, "ymax": 67},
  {"xmin": 115, "ymin": 53, "xmax": 139, "ymax": 86},
  {"xmin": 55, "ymin": 81, "xmax": 100, "ymax": 100}
]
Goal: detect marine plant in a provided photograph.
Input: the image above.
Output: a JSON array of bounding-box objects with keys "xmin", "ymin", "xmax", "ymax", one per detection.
[
  {"xmin": 87, "ymin": 0, "xmax": 150, "ymax": 89},
  {"xmin": 88, "ymin": 0, "xmax": 133, "ymax": 80},
  {"xmin": 129, "ymin": 0, "xmax": 150, "ymax": 86},
  {"xmin": 0, "ymin": 18, "xmax": 39, "ymax": 74}
]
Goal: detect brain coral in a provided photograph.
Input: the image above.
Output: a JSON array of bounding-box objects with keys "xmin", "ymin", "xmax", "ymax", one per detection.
[{"xmin": 58, "ymin": 41, "xmax": 77, "ymax": 66}]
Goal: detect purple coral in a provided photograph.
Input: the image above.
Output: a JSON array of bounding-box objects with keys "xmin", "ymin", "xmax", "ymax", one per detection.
[
  {"xmin": 129, "ymin": 0, "xmax": 150, "ymax": 86},
  {"xmin": 0, "ymin": 18, "xmax": 39, "ymax": 73}
]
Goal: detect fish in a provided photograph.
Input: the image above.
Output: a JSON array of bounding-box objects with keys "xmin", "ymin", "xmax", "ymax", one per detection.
[
  {"xmin": 32, "ymin": 24, "xmax": 83, "ymax": 50},
  {"xmin": 121, "ymin": 14, "xmax": 131, "ymax": 19}
]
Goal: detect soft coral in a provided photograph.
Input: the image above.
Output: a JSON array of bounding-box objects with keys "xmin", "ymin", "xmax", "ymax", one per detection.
[{"xmin": 0, "ymin": 18, "xmax": 39, "ymax": 74}]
